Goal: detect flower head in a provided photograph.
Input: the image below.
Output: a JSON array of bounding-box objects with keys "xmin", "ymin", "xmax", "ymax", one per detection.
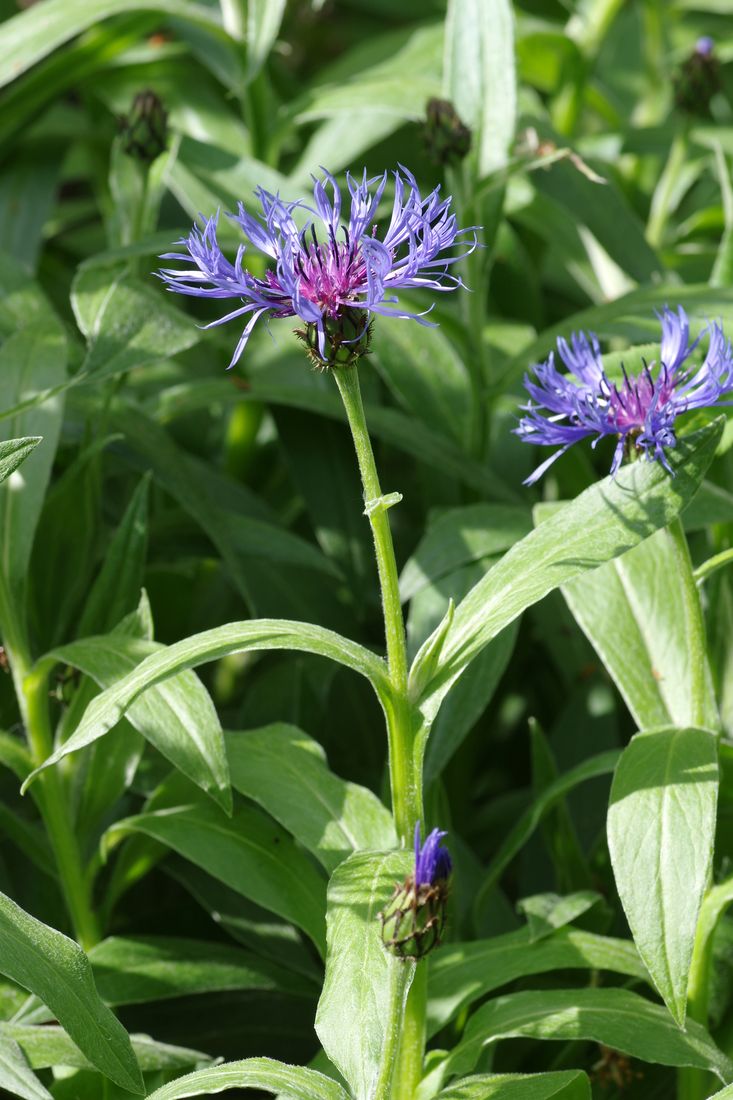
[
  {"xmin": 379, "ymin": 824, "xmax": 452, "ymax": 961},
  {"xmin": 158, "ymin": 167, "xmax": 476, "ymax": 368},
  {"xmin": 515, "ymin": 306, "xmax": 733, "ymax": 485}
]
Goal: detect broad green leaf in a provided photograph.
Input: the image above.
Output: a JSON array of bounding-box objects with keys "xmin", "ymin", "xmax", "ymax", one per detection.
[
  {"xmin": 0, "ymin": 0, "xmax": 235, "ymax": 89},
  {"xmin": 0, "ymin": 326, "xmax": 67, "ymax": 591},
  {"xmin": 440, "ymin": 988, "xmax": 733, "ymax": 1085},
  {"xmin": 23, "ymin": 619, "xmax": 391, "ymax": 794},
  {"xmin": 225, "ymin": 725, "xmax": 396, "ymax": 873},
  {"xmin": 0, "ymin": 1032, "xmax": 51, "ymax": 1100},
  {"xmin": 517, "ymin": 891, "xmax": 602, "ymax": 943},
  {"xmin": 0, "ymin": 438, "xmax": 41, "ymax": 486},
  {"xmin": 399, "ymin": 505, "xmax": 531, "ymax": 603},
  {"xmin": 1, "ymin": 1025, "xmax": 205, "ymax": 1074},
  {"xmin": 412, "ymin": 421, "xmax": 722, "ymax": 723},
  {"xmin": 43, "ymin": 632, "xmax": 231, "ymax": 812},
  {"xmin": 0, "ymin": 892, "xmax": 143, "ymax": 1094},
  {"xmin": 607, "ymin": 726, "xmax": 719, "ymax": 1026},
  {"xmin": 104, "ymin": 801, "xmax": 327, "ymax": 955},
  {"xmin": 710, "ymin": 1086, "xmax": 733, "ymax": 1099},
  {"xmin": 472, "ymin": 751, "xmax": 619, "ymax": 920},
  {"xmin": 560, "ymin": 527, "xmax": 719, "ymax": 731},
  {"xmin": 315, "ymin": 851, "xmax": 413, "ymax": 1100},
  {"xmin": 436, "ymin": 1071, "xmax": 590, "ymax": 1100},
  {"xmin": 0, "ymin": 149, "xmax": 60, "ymax": 272},
  {"xmin": 444, "ymin": 0, "xmax": 516, "ymax": 175},
  {"xmin": 71, "ymin": 268, "xmax": 200, "ymax": 380},
  {"xmin": 88, "ymin": 935, "xmax": 314, "ymax": 1004},
  {"xmin": 427, "ymin": 925, "xmax": 647, "ymax": 1036},
  {"xmin": 144, "ymin": 1058, "xmax": 350, "ymax": 1100}
]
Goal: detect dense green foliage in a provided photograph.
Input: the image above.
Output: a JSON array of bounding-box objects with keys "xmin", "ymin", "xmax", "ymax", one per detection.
[{"xmin": 1, "ymin": 0, "xmax": 733, "ymax": 1098}]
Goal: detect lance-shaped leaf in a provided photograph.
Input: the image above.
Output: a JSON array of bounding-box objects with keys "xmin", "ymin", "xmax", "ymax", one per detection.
[
  {"xmin": 0, "ymin": 1031, "xmax": 51, "ymax": 1100},
  {"xmin": 435, "ymin": 1071, "xmax": 590, "ymax": 1100},
  {"xmin": 41, "ymin": 633, "xmax": 230, "ymax": 812},
  {"xmin": 315, "ymin": 851, "xmax": 413, "ymax": 1100},
  {"xmin": 22, "ymin": 620, "xmax": 391, "ymax": 794},
  {"xmin": 437, "ymin": 988, "xmax": 733, "ymax": 1088},
  {"xmin": 0, "ymin": 891, "xmax": 143, "ymax": 1094},
  {"xmin": 144, "ymin": 1057, "xmax": 350, "ymax": 1100},
  {"xmin": 226, "ymin": 725, "xmax": 396, "ymax": 873},
  {"xmin": 607, "ymin": 726, "xmax": 719, "ymax": 1026},
  {"xmin": 411, "ymin": 420, "xmax": 722, "ymax": 723},
  {"xmin": 0, "ymin": 438, "xmax": 41, "ymax": 486}
]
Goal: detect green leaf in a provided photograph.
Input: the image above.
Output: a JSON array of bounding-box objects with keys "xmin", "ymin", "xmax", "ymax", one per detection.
[
  {"xmin": 1, "ymin": 1025, "xmax": 205, "ymax": 1074},
  {"xmin": 516, "ymin": 891, "xmax": 602, "ymax": 943},
  {"xmin": 472, "ymin": 750, "xmax": 619, "ymax": 920},
  {"xmin": 88, "ymin": 935, "xmax": 314, "ymax": 1005},
  {"xmin": 435, "ymin": 1071, "xmax": 590, "ymax": 1100},
  {"xmin": 23, "ymin": 618, "xmax": 391, "ymax": 794},
  {"xmin": 315, "ymin": 851, "xmax": 413, "ymax": 1100},
  {"xmin": 0, "ymin": 326, "xmax": 67, "ymax": 591},
  {"xmin": 399, "ymin": 504, "xmax": 531, "ymax": 604},
  {"xmin": 413, "ymin": 420, "xmax": 722, "ymax": 725},
  {"xmin": 559, "ymin": 527, "xmax": 719, "ymax": 731},
  {"xmin": 144, "ymin": 1058, "xmax": 350, "ymax": 1100},
  {"xmin": 0, "ymin": 438, "xmax": 41, "ymax": 486},
  {"xmin": 607, "ymin": 726, "xmax": 719, "ymax": 1026},
  {"xmin": 444, "ymin": 0, "xmax": 516, "ymax": 175},
  {"xmin": 440, "ymin": 988, "xmax": 733, "ymax": 1086},
  {"xmin": 104, "ymin": 801, "xmax": 327, "ymax": 955},
  {"xmin": 78, "ymin": 475, "xmax": 150, "ymax": 637},
  {"xmin": 0, "ymin": 1032, "xmax": 51, "ymax": 1100},
  {"xmin": 0, "ymin": 891, "xmax": 143, "ymax": 1094},
  {"xmin": 427, "ymin": 925, "xmax": 647, "ymax": 1037},
  {"xmin": 71, "ymin": 268, "xmax": 200, "ymax": 380},
  {"xmin": 0, "ymin": 0, "xmax": 235, "ymax": 89},
  {"xmin": 42, "ymin": 631, "xmax": 231, "ymax": 813},
  {"xmin": 225, "ymin": 725, "xmax": 396, "ymax": 873},
  {"xmin": 243, "ymin": 0, "xmax": 286, "ymax": 81}
]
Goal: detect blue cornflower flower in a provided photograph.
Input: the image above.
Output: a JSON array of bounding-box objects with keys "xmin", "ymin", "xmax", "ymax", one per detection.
[
  {"xmin": 414, "ymin": 823, "xmax": 452, "ymax": 886},
  {"xmin": 515, "ymin": 306, "xmax": 733, "ymax": 485},
  {"xmin": 158, "ymin": 166, "xmax": 476, "ymax": 368}
]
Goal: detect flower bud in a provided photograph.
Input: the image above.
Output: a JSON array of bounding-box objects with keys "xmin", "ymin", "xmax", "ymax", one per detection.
[
  {"xmin": 295, "ymin": 309, "xmax": 372, "ymax": 370},
  {"xmin": 423, "ymin": 98, "xmax": 472, "ymax": 165},
  {"xmin": 379, "ymin": 825, "xmax": 452, "ymax": 961},
  {"xmin": 674, "ymin": 38, "xmax": 722, "ymax": 117},
  {"xmin": 119, "ymin": 90, "xmax": 168, "ymax": 162}
]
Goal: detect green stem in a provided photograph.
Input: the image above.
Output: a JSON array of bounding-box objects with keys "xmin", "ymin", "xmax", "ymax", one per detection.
[
  {"xmin": 694, "ymin": 546, "xmax": 733, "ymax": 585},
  {"xmin": 333, "ymin": 366, "xmax": 421, "ymax": 838},
  {"xmin": 392, "ymin": 964, "xmax": 427, "ymax": 1099},
  {"xmin": 668, "ymin": 518, "xmax": 713, "ymax": 730},
  {"xmin": 0, "ymin": 571, "xmax": 99, "ymax": 950},
  {"xmin": 372, "ymin": 963, "xmax": 415, "ymax": 1100}
]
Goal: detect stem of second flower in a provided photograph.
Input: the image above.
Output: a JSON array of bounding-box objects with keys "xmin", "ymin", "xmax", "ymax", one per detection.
[{"xmin": 333, "ymin": 364, "xmax": 423, "ymax": 841}]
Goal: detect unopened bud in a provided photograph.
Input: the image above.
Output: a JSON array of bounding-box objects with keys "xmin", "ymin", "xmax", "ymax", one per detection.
[
  {"xmin": 295, "ymin": 308, "xmax": 372, "ymax": 370},
  {"xmin": 379, "ymin": 825, "xmax": 452, "ymax": 961},
  {"xmin": 119, "ymin": 90, "xmax": 168, "ymax": 162},
  {"xmin": 424, "ymin": 98, "xmax": 472, "ymax": 165},
  {"xmin": 674, "ymin": 38, "xmax": 722, "ymax": 117}
]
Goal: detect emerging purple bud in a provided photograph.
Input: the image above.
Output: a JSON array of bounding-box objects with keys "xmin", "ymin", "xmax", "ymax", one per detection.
[
  {"xmin": 674, "ymin": 38, "xmax": 721, "ymax": 116},
  {"xmin": 424, "ymin": 97, "xmax": 472, "ymax": 165},
  {"xmin": 119, "ymin": 90, "xmax": 168, "ymax": 162},
  {"xmin": 696, "ymin": 36, "xmax": 715, "ymax": 58},
  {"xmin": 379, "ymin": 824, "xmax": 452, "ymax": 961}
]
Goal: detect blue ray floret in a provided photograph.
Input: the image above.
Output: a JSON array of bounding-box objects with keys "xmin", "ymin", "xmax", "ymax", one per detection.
[
  {"xmin": 158, "ymin": 167, "xmax": 476, "ymax": 367},
  {"xmin": 414, "ymin": 823, "xmax": 452, "ymax": 886},
  {"xmin": 515, "ymin": 306, "xmax": 733, "ymax": 484}
]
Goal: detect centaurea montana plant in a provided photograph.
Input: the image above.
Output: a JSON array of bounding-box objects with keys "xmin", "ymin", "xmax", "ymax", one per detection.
[
  {"xmin": 159, "ymin": 166, "xmax": 476, "ymax": 368},
  {"xmin": 515, "ymin": 305, "xmax": 733, "ymax": 483}
]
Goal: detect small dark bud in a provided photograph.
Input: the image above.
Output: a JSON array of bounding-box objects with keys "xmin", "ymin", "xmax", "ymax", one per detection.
[
  {"xmin": 295, "ymin": 308, "xmax": 372, "ymax": 370},
  {"xmin": 423, "ymin": 98, "xmax": 472, "ymax": 165},
  {"xmin": 379, "ymin": 825, "xmax": 452, "ymax": 961},
  {"xmin": 119, "ymin": 90, "xmax": 168, "ymax": 162},
  {"xmin": 674, "ymin": 38, "xmax": 722, "ymax": 117}
]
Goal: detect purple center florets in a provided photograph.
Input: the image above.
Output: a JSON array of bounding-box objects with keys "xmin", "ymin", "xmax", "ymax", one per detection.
[
  {"xmin": 515, "ymin": 305, "xmax": 733, "ymax": 484},
  {"xmin": 414, "ymin": 823, "xmax": 452, "ymax": 887},
  {"xmin": 158, "ymin": 166, "xmax": 476, "ymax": 367}
]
